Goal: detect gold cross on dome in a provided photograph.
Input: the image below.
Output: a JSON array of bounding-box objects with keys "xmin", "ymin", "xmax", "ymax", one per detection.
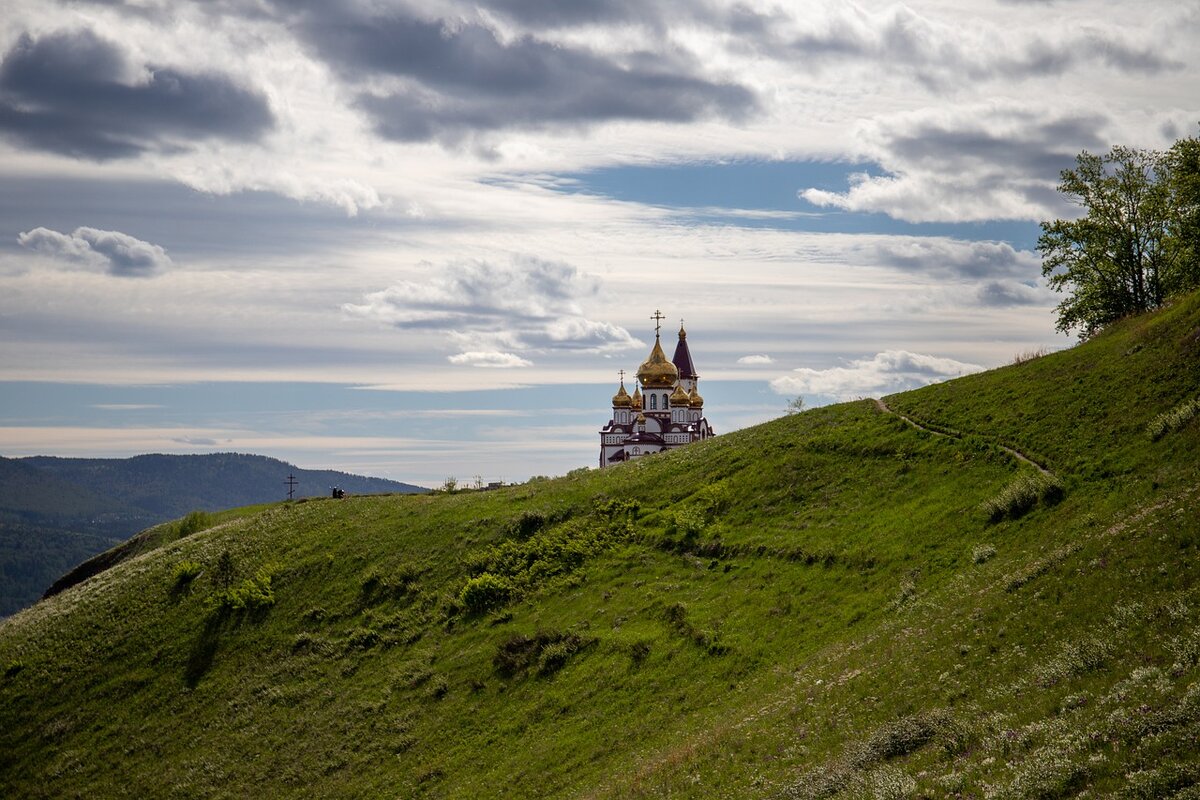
[
  {"xmin": 618, "ymin": 369, "xmax": 625, "ymax": 382},
  {"xmin": 650, "ymin": 309, "xmax": 665, "ymax": 335}
]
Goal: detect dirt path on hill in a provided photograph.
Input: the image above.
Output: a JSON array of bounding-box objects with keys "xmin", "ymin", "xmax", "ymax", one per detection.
[{"xmin": 873, "ymin": 398, "xmax": 1054, "ymax": 477}]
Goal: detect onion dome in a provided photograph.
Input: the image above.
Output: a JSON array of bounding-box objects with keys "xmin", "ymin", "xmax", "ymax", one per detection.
[
  {"xmin": 689, "ymin": 387, "xmax": 704, "ymax": 407},
  {"xmin": 670, "ymin": 384, "xmax": 691, "ymax": 406},
  {"xmin": 631, "ymin": 386, "xmax": 643, "ymax": 409},
  {"xmin": 612, "ymin": 381, "xmax": 632, "ymax": 408},
  {"xmin": 636, "ymin": 412, "xmax": 646, "ymax": 426},
  {"xmin": 637, "ymin": 335, "xmax": 680, "ymax": 389}
]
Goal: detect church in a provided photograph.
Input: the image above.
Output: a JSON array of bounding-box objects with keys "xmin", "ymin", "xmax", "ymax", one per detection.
[{"xmin": 598, "ymin": 311, "xmax": 715, "ymax": 467}]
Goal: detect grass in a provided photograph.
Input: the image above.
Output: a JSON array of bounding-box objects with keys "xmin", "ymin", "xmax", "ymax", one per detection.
[{"xmin": 1, "ymin": 291, "xmax": 1199, "ymax": 798}]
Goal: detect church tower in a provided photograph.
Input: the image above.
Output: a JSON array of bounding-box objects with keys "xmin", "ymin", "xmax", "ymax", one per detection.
[{"xmin": 598, "ymin": 311, "xmax": 715, "ymax": 467}]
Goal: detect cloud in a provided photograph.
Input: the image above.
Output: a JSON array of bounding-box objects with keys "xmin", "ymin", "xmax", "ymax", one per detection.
[
  {"xmin": 18, "ymin": 226, "xmax": 172, "ymax": 276},
  {"xmin": 869, "ymin": 238, "xmax": 1040, "ymax": 279},
  {"xmin": 344, "ymin": 256, "xmax": 642, "ymax": 363},
  {"xmin": 0, "ymin": 29, "xmax": 274, "ymax": 160},
  {"xmin": 447, "ymin": 351, "xmax": 533, "ymax": 368},
  {"xmin": 800, "ymin": 106, "xmax": 1106, "ymax": 222},
  {"xmin": 171, "ymin": 436, "xmax": 221, "ymax": 446},
  {"xmin": 974, "ymin": 279, "xmax": 1045, "ymax": 307},
  {"xmin": 782, "ymin": 4, "xmax": 1180, "ymax": 89},
  {"xmin": 770, "ymin": 350, "xmax": 983, "ymax": 400},
  {"xmin": 737, "ymin": 354, "xmax": 774, "ymax": 365},
  {"xmin": 279, "ymin": 4, "xmax": 755, "ymax": 145}
]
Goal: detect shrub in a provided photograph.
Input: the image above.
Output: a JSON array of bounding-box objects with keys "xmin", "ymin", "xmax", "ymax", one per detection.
[
  {"xmin": 850, "ymin": 710, "xmax": 947, "ymax": 767},
  {"xmin": 459, "ymin": 573, "xmax": 512, "ymax": 614},
  {"xmin": 492, "ymin": 630, "xmax": 592, "ymax": 677},
  {"xmin": 176, "ymin": 511, "xmax": 213, "ymax": 537},
  {"xmin": 346, "ymin": 628, "xmax": 381, "ymax": 650},
  {"xmin": 663, "ymin": 602, "xmax": 728, "ymax": 655},
  {"xmin": 973, "ymin": 544, "xmax": 997, "ymax": 564},
  {"xmin": 170, "ymin": 560, "xmax": 203, "ymax": 595},
  {"xmin": 506, "ymin": 510, "xmax": 548, "ymax": 539},
  {"xmin": 666, "ymin": 507, "xmax": 706, "ymax": 541},
  {"xmin": 210, "ymin": 564, "xmax": 277, "ymax": 613},
  {"xmin": 1032, "ymin": 636, "xmax": 1111, "ymax": 686},
  {"xmin": 981, "ymin": 472, "xmax": 1064, "ymax": 522},
  {"xmin": 211, "ymin": 549, "xmax": 236, "ymax": 591},
  {"xmin": 1147, "ymin": 397, "xmax": 1200, "ymax": 440}
]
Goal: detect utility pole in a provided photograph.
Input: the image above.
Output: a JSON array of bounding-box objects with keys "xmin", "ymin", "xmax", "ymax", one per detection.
[{"xmin": 284, "ymin": 474, "xmax": 298, "ymax": 500}]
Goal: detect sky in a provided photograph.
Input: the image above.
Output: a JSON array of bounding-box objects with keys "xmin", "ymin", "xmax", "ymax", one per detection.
[{"xmin": 0, "ymin": 0, "xmax": 1196, "ymax": 487}]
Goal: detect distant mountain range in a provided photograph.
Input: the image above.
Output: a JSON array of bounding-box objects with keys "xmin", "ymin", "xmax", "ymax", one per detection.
[{"xmin": 0, "ymin": 452, "xmax": 425, "ymax": 616}]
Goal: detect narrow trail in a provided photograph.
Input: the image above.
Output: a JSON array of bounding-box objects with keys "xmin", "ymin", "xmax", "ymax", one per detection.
[{"xmin": 873, "ymin": 398, "xmax": 1054, "ymax": 477}]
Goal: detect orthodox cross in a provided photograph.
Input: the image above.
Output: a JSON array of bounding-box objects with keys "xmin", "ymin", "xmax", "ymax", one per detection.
[
  {"xmin": 618, "ymin": 369, "xmax": 625, "ymax": 383},
  {"xmin": 651, "ymin": 309, "xmax": 665, "ymax": 336},
  {"xmin": 284, "ymin": 473, "xmax": 298, "ymax": 500}
]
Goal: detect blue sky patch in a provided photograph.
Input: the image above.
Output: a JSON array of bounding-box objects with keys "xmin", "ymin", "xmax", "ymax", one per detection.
[{"xmin": 552, "ymin": 160, "xmax": 1041, "ymax": 251}]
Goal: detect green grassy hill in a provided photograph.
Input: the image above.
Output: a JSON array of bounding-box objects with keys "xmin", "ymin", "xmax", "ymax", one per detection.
[
  {"xmin": 2, "ymin": 293, "xmax": 1199, "ymax": 799},
  {"xmin": 0, "ymin": 452, "xmax": 426, "ymax": 617}
]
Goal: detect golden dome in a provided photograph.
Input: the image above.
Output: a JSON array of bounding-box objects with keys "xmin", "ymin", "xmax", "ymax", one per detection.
[
  {"xmin": 612, "ymin": 381, "xmax": 632, "ymax": 408},
  {"xmin": 636, "ymin": 412, "xmax": 646, "ymax": 425},
  {"xmin": 631, "ymin": 387, "xmax": 643, "ymax": 409},
  {"xmin": 689, "ymin": 387, "xmax": 704, "ymax": 407},
  {"xmin": 670, "ymin": 384, "xmax": 691, "ymax": 406},
  {"xmin": 636, "ymin": 335, "xmax": 679, "ymax": 389}
]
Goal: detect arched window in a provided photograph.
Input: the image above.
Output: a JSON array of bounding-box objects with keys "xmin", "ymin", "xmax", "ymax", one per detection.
[{"xmin": 649, "ymin": 393, "xmax": 657, "ymax": 410}]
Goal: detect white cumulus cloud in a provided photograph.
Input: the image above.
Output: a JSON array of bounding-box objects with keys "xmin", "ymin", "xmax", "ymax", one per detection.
[
  {"xmin": 447, "ymin": 351, "xmax": 533, "ymax": 368},
  {"xmin": 770, "ymin": 350, "xmax": 983, "ymax": 400},
  {"xmin": 737, "ymin": 354, "xmax": 774, "ymax": 365}
]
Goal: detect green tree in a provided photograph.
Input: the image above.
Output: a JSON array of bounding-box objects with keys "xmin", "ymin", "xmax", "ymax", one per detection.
[
  {"xmin": 1040, "ymin": 133, "xmax": 1200, "ymax": 339},
  {"xmin": 1039, "ymin": 146, "xmax": 1171, "ymax": 338},
  {"xmin": 1164, "ymin": 134, "xmax": 1200, "ymax": 295}
]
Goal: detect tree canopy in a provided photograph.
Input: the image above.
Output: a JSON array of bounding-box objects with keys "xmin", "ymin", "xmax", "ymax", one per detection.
[{"xmin": 1039, "ymin": 132, "xmax": 1200, "ymax": 338}]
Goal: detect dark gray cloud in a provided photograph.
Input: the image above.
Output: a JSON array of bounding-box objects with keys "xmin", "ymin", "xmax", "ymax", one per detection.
[
  {"xmin": 882, "ymin": 112, "xmax": 1105, "ymax": 178},
  {"xmin": 484, "ymin": 0, "xmax": 660, "ymax": 27},
  {"xmin": 18, "ymin": 225, "xmax": 172, "ymax": 277},
  {"xmin": 280, "ymin": 5, "xmax": 755, "ymax": 144},
  {"xmin": 975, "ymin": 279, "xmax": 1044, "ymax": 307},
  {"xmin": 0, "ymin": 29, "xmax": 274, "ymax": 160}
]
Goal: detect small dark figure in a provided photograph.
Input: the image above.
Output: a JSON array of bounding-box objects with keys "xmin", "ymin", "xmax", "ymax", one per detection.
[{"xmin": 331, "ymin": 487, "xmax": 345, "ymax": 499}]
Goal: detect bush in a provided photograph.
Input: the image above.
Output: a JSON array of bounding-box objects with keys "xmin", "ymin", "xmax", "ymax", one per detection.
[
  {"xmin": 1147, "ymin": 397, "xmax": 1200, "ymax": 440},
  {"xmin": 210, "ymin": 565, "xmax": 277, "ymax": 613},
  {"xmin": 170, "ymin": 560, "xmax": 203, "ymax": 597},
  {"xmin": 506, "ymin": 510, "xmax": 548, "ymax": 540},
  {"xmin": 663, "ymin": 602, "xmax": 728, "ymax": 655},
  {"xmin": 493, "ymin": 630, "xmax": 592, "ymax": 677},
  {"xmin": 850, "ymin": 710, "xmax": 948, "ymax": 767},
  {"xmin": 981, "ymin": 472, "xmax": 1064, "ymax": 522},
  {"xmin": 972, "ymin": 544, "xmax": 997, "ymax": 564},
  {"xmin": 176, "ymin": 511, "xmax": 213, "ymax": 537},
  {"xmin": 459, "ymin": 573, "xmax": 512, "ymax": 614}
]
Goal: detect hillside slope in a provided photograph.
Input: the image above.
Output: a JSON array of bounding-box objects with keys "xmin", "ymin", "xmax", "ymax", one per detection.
[
  {"xmin": 0, "ymin": 452, "xmax": 426, "ymax": 616},
  {"xmin": 1, "ymin": 294, "xmax": 1199, "ymax": 799}
]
